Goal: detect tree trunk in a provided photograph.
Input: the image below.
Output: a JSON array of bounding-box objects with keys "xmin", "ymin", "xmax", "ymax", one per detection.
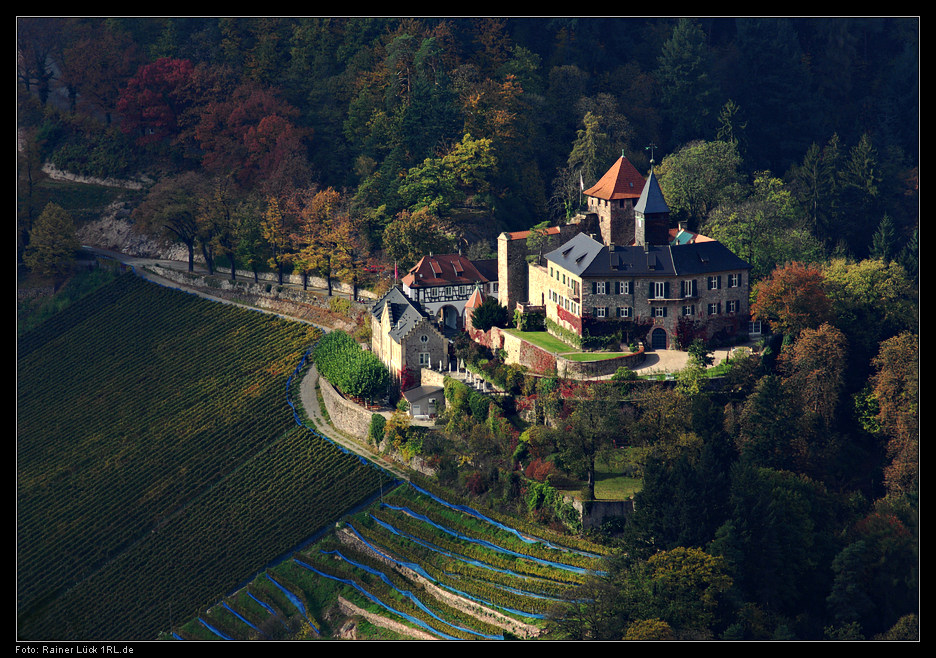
[
  {"xmin": 587, "ymin": 456, "xmax": 596, "ymax": 502},
  {"xmin": 230, "ymin": 258, "xmax": 236, "ymax": 281},
  {"xmin": 201, "ymin": 244, "xmax": 215, "ymax": 275},
  {"xmin": 187, "ymin": 243, "xmax": 195, "ymax": 272}
]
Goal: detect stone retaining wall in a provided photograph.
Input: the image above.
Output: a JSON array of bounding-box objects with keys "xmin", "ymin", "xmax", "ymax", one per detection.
[
  {"xmin": 580, "ymin": 499, "xmax": 636, "ymax": 530},
  {"xmin": 556, "ymin": 346, "xmax": 646, "ymax": 378},
  {"xmin": 318, "ymin": 372, "xmax": 390, "ymax": 441},
  {"xmin": 473, "ymin": 326, "xmax": 645, "ymax": 379},
  {"xmin": 151, "ymin": 264, "xmax": 377, "ymax": 302}
]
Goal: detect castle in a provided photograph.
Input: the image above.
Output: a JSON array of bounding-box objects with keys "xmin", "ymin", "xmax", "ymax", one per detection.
[
  {"xmin": 499, "ymin": 155, "xmax": 753, "ymax": 350},
  {"xmin": 371, "ymin": 154, "xmax": 753, "ymax": 387}
]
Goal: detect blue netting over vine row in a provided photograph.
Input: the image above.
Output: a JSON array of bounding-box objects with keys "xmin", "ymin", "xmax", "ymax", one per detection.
[
  {"xmin": 294, "ymin": 559, "xmax": 468, "ymax": 640},
  {"xmin": 345, "ymin": 521, "xmax": 558, "ymax": 620},
  {"xmin": 406, "ymin": 482, "xmax": 605, "ymax": 560},
  {"xmin": 378, "ymin": 502, "xmax": 607, "ymax": 577},
  {"xmin": 319, "ymin": 549, "xmax": 503, "ymax": 639}
]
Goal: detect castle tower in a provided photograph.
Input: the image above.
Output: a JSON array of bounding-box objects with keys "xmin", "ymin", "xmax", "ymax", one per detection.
[
  {"xmin": 634, "ymin": 166, "xmax": 671, "ymax": 246},
  {"xmin": 582, "ymin": 153, "xmax": 646, "ymax": 246}
]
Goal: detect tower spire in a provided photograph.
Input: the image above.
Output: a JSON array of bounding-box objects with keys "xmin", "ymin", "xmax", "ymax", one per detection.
[{"xmin": 645, "ymin": 142, "xmax": 657, "ymax": 169}]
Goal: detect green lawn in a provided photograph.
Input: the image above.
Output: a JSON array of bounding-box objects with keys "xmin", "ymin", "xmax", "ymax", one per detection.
[
  {"xmin": 563, "ymin": 351, "xmax": 630, "ymax": 362},
  {"xmin": 503, "ymin": 328, "xmax": 574, "ymax": 353},
  {"xmin": 504, "ymin": 329, "xmax": 636, "ymax": 362},
  {"xmin": 555, "ymin": 450, "xmax": 643, "ymax": 502},
  {"xmin": 595, "ymin": 450, "xmax": 643, "ymax": 500}
]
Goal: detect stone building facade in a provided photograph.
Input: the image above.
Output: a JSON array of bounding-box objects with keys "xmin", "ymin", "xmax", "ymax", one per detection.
[
  {"xmin": 538, "ymin": 232, "xmax": 751, "ymax": 349},
  {"xmin": 583, "ymin": 154, "xmax": 646, "ymax": 247},
  {"xmin": 370, "ymin": 286, "xmax": 450, "ymax": 389},
  {"xmin": 496, "ymin": 219, "xmax": 597, "ymax": 314},
  {"xmin": 511, "ymin": 156, "xmax": 753, "ymax": 350}
]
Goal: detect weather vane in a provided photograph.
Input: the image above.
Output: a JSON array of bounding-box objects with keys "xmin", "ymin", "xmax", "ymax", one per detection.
[{"xmin": 645, "ymin": 142, "xmax": 657, "ymax": 167}]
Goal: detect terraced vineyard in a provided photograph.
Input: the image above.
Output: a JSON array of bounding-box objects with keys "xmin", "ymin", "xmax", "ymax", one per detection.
[
  {"xmin": 170, "ymin": 482, "xmax": 612, "ymax": 641},
  {"xmin": 17, "ymin": 273, "xmax": 385, "ymax": 640}
]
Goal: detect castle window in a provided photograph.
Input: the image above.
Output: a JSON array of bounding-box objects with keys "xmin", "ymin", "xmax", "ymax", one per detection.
[
  {"xmin": 653, "ymin": 306, "xmax": 667, "ymax": 318},
  {"xmin": 708, "ymin": 302, "xmax": 721, "ymax": 315},
  {"xmin": 595, "ymin": 306, "xmax": 607, "ymax": 318},
  {"xmin": 727, "ymin": 300, "xmax": 739, "ymax": 313},
  {"xmin": 708, "ymin": 275, "xmax": 722, "ymax": 291},
  {"xmin": 419, "ymin": 352, "xmax": 431, "ymax": 366},
  {"xmin": 729, "ymin": 273, "xmax": 740, "ymax": 288},
  {"xmin": 597, "ymin": 281, "xmax": 607, "ymax": 294},
  {"xmin": 420, "ymin": 335, "xmax": 428, "ymax": 343},
  {"xmin": 617, "ymin": 306, "xmax": 632, "ymax": 318},
  {"xmin": 682, "ymin": 305, "xmax": 695, "ymax": 316}
]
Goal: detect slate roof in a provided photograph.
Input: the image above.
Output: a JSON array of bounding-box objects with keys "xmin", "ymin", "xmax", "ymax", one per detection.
[
  {"xmin": 403, "ymin": 385, "xmax": 444, "ymax": 404},
  {"xmin": 370, "ymin": 286, "xmax": 431, "ymax": 341},
  {"xmin": 545, "ymin": 232, "xmax": 751, "ymax": 278},
  {"xmin": 583, "ymin": 155, "xmax": 646, "ymax": 200},
  {"xmin": 634, "ymin": 168, "xmax": 670, "ymax": 215},
  {"xmin": 472, "ymin": 258, "xmax": 498, "ymax": 283}
]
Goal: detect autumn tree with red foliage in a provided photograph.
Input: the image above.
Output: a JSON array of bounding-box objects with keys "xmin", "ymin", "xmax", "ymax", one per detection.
[
  {"xmin": 61, "ymin": 22, "xmax": 143, "ymax": 122},
  {"xmin": 117, "ymin": 57, "xmax": 195, "ymax": 147},
  {"xmin": 195, "ymin": 79, "xmax": 309, "ymax": 193},
  {"xmin": 751, "ymin": 261, "xmax": 833, "ymax": 337}
]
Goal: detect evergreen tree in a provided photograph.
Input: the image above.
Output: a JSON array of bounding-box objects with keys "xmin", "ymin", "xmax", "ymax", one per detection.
[
  {"xmin": 869, "ymin": 214, "xmax": 898, "ymax": 263},
  {"xmin": 23, "ymin": 203, "xmax": 79, "ymax": 278},
  {"xmin": 567, "ymin": 111, "xmax": 612, "ymax": 189},
  {"xmin": 656, "ymin": 18, "xmax": 719, "ymax": 148}
]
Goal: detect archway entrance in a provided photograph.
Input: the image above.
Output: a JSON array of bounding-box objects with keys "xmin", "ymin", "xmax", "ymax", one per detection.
[
  {"xmin": 650, "ymin": 328, "xmax": 668, "ymax": 350},
  {"xmin": 439, "ymin": 305, "xmax": 460, "ymax": 331}
]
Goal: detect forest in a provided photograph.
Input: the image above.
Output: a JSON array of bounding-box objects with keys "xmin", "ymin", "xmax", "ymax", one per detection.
[{"xmin": 16, "ymin": 17, "xmax": 918, "ymax": 641}]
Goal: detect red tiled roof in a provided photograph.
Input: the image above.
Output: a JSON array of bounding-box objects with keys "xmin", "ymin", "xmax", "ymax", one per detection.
[
  {"xmin": 401, "ymin": 253, "xmax": 491, "ymax": 287},
  {"xmin": 504, "ymin": 225, "xmax": 562, "ymax": 240},
  {"xmin": 464, "ymin": 285, "xmax": 486, "ymax": 308},
  {"xmin": 583, "ymin": 156, "xmax": 646, "ymax": 200}
]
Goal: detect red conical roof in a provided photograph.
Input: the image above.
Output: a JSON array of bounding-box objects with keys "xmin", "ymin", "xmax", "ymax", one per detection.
[
  {"xmin": 464, "ymin": 284, "xmax": 486, "ymax": 309},
  {"xmin": 583, "ymin": 156, "xmax": 646, "ymax": 200}
]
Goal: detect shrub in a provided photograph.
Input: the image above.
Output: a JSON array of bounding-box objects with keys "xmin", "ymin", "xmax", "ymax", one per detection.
[
  {"xmin": 367, "ymin": 414, "xmax": 386, "ymax": 445},
  {"xmin": 471, "ymin": 297, "xmax": 511, "ymax": 332},
  {"xmin": 312, "ymin": 330, "xmax": 389, "ymax": 403}
]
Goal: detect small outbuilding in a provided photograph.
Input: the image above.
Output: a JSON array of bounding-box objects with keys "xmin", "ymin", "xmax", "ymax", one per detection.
[{"xmin": 402, "ymin": 385, "xmax": 444, "ymax": 419}]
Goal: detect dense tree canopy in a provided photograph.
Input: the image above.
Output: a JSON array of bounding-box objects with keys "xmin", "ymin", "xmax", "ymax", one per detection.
[{"xmin": 17, "ymin": 17, "xmax": 918, "ymax": 642}]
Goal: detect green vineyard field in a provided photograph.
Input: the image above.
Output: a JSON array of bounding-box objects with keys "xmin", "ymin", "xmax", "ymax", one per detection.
[
  {"xmin": 170, "ymin": 482, "xmax": 612, "ymax": 641},
  {"xmin": 16, "ymin": 274, "xmax": 385, "ymax": 640}
]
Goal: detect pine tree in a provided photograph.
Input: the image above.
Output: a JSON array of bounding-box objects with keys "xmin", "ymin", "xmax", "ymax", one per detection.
[
  {"xmin": 23, "ymin": 203, "xmax": 79, "ymax": 278},
  {"xmin": 869, "ymin": 214, "xmax": 898, "ymax": 263}
]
